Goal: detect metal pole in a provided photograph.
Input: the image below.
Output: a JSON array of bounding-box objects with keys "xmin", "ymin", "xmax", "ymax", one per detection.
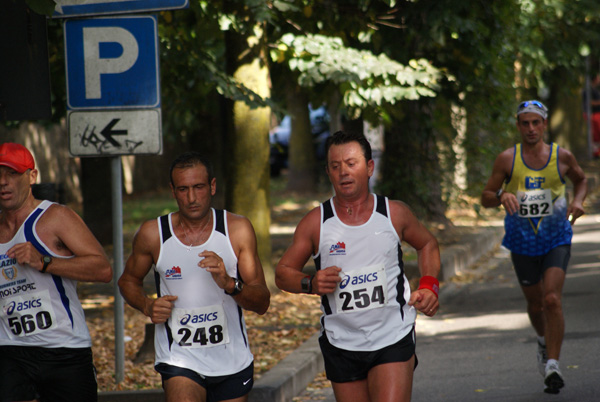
[{"xmin": 111, "ymin": 156, "xmax": 125, "ymax": 383}]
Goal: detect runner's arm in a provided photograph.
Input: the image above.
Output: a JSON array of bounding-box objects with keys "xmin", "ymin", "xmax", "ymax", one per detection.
[
  {"xmin": 275, "ymin": 208, "xmax": 341, "ymax": 296},
  {"xmin": 481, "ymin": 149, "xmax": 519, "ymax": 214},
  {"xmin": 391, "ymin": 201, "xmax": 440, "ymax": 316},
  {"xmin": 118, "ymin": 220, "xmax": 177, "ymax": 324},
  {"xmin": 221, "ymin": 213, "xmax": 270, "ymax": 315},
  {"xmin": 561, "ymin": 148, "xmax": 587, "ymax": 223},
  {"xmin": 7, "ymin": 204, "xmax": 112, "ymax": 282},
  {"xmin": 481, "ymin": 150, "xmax": 512, "ymax": 208}
]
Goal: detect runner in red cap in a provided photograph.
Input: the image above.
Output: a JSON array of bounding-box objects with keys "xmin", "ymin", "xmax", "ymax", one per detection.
[
  {"xmin": 0, "ymin": 142, "xmax": 35, "ymax": 173},
  {"xmin": 0, "ymin": 142, "xmax": 112, "ymax": 402}
]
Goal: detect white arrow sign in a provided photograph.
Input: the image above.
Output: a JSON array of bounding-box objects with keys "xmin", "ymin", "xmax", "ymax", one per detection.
[{"xmin": 68, "ymin": 109, "xmax": 162, "ymax": 156}]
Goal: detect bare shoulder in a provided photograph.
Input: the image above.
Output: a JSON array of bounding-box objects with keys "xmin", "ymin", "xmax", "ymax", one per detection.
[
  {"xmin": 41, "ymin": 203, "xmax": 83, "ymax": 223},
  {"xmin": 388, "ymin": 199, "xmax": 416, "ymax": 218},
  {"xmin": 387, "ymin": 199, "xmax": 420, "ymax": 229},
  {"xmin": 137, "ymin": 218, "xmax": 160, "ymax": 238},
  {"xmin": 496, "ymin": 146, "xmax": 516, "ymax": 166},
  {"xmin": 132, "ymin": 219, "xmax": 161, "ymax": 252},
  {"xmin": 224, "ymin": 212, "xmax": 257, "ymax": 253},
  {"xmin": 557, "ymin": 146, "xmax": 586, "ymax": 181},
  {"xmin": 557, "ymin": 146, "xmax": 576, "ymax": 163},
  {"xmin": 225, "ymin": 211, "xmax": 255, "ymax": 234},
  {"xmin": 301, "ymin": 205, "xmax": 321, "ymax": 225},
  {"xmin": 36, "ymin": 203, "xmax": 89, "ymax": 235},
  {"xmin": 282, "ymin": 205, "xmax": 322, "ymax": 260},
  {"xmin": 294, "ymin": 205, "xmax": 321, "ymax": 236}
]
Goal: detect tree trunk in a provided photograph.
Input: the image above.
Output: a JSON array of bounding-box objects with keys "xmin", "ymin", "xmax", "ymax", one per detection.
[
  {"xmin": 224, "ymin": 25, "xmax": 274, "ymax": 289},
  {"xmin": 547, "ymin": 67, "xmax": 588, "ymax": 160},
  {"xmin": 286, "ymin": 86, "xmax": 317, "ymax": 192},
  {"xmin": 380, "ymin": 100, "xmax": 449, "ymax": 224},
  {"xmin": 81, "ymin": 157, "xmax": 113, "ymax": 245}
]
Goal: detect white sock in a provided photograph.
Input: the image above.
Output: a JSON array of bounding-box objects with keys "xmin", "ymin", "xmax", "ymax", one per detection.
[
  {"xmin": 546, "ymin": 359, "xmax": 559, "ymax": 369},
  {"xmin": 537, "ymin": 336, "xmax": 546, "ymax": 346}
]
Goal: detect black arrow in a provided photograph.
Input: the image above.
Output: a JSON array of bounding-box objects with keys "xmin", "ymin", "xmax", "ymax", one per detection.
[{"xmin": 100, "ymin": 118, "xmax": 127, "ymax": 147}]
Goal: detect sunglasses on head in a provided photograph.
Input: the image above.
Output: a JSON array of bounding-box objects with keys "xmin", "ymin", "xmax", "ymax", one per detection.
[{"xmin": 518, "ymin": 100, "xmax": 545, "ymax": 110}]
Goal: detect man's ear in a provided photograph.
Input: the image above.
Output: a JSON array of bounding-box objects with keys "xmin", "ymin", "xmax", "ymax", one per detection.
[
  {"xmin": 28, "ymin": 169, "xmax": 38, "ymax": 185},
  {"xmin": 210, "ymin": 177, "xmax": 217, "ymax": 196},
  {"xmin": 367, "ymin": 159, "xmax": 375, "ymax": 177}
]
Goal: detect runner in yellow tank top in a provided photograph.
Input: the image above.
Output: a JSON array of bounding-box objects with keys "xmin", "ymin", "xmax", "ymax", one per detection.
[
  {"xmin": 481, "ymin": 100, "xmax": 587, "ymax": 394},
  {"xmin": 503, "ymin": 142, "xmax": 568, "ymax": 250}
]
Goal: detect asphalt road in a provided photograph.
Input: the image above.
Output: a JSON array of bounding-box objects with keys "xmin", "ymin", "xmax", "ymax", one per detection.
[{"xmin": 412, "ymin": 214, "xmax": 600, "ymax": 402}]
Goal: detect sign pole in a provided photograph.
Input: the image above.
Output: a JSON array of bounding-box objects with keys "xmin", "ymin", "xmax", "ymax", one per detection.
[{"xmin": 111, "ymin": 156, "xmax": 125, "ymax": 383}]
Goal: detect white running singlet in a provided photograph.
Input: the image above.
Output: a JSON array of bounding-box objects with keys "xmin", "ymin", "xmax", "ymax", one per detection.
[
  {"xmin": 0, "ymin": 200, "xmax": 91, "ymax": 348},
  {"xmin": 153, "ymin": 209, "xmax": 253, "ymax": 376},
  {"xmin": 315, "ymin": 194, "xmax": 416, "ymax": 351}
]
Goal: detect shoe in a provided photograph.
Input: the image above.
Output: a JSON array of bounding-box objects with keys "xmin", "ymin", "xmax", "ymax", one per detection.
[
  {"xmin": 544, "ymin": 361, "xmax": 564, "ymax": 393},
  {"xmin": 537, "ymin": 341, "xmax": 547, "ymax": 377}
]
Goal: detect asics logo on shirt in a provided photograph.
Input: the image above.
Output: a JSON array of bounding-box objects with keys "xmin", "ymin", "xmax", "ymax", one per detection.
[
  {"xmin": 339, "ymin": 272, "xmax": 379, "ymax": 289},
  {"xmin": 180, "ymin": 312, "xmax": 218, "ymax": 325}
]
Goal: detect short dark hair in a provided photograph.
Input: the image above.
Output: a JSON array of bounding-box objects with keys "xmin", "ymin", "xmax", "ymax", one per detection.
[
  {"xmin": 169, "ymin": 152, "xmax": 214, "ymax": 186},
  {"xmin": 325, "ymin": 130, "xmax": 373, "ymax": 162}
]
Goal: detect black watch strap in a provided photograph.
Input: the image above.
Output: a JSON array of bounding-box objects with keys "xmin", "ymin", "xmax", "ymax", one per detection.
[
  {"xmin": 301, "ymin": 275, "xmax": 315, "ymax": 294},
  {"xmin": 225, "ymin": 277, "xmax": 243, "ymax": 296},
  {"xmin": 41, "ymin": 255, "xmax": 52, "ymax": 273}
]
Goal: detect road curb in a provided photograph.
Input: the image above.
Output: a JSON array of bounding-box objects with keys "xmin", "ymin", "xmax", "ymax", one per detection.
[
  {"xmin": 249, "ymin": 332, "xmax": 324, "ymax": 402},
  {"xmin": 98, "ymin": 225, "xmax": 504, "ymax": 402}
]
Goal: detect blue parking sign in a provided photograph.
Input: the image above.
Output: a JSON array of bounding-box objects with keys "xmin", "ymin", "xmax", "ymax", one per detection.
[{"xmin": 64, "ymin": 15, "xmax": 160, "ymax": 110}]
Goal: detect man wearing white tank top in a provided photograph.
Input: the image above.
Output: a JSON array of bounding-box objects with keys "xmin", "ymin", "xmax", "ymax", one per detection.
[
  {"xmin": 119, "ymin": 152, "xmax": 270, "ymax": 402},
  {"xmin": 275, "ymin": 131, "xmax": 441, "ymax": 402},
  {"xmin": 0, "ymin": 142, "xmax": 113, "ymax": 402}
]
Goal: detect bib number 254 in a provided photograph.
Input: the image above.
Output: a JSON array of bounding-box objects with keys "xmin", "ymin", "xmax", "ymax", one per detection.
[{"xmin": 339, "ymin": 286, "xmax": 385, "ymax": 311}]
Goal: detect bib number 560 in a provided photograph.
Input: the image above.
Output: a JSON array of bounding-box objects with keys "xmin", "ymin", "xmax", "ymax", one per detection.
[{"xmin": 8, "ymin": 312, "xmax": 53, "ymax": 335}]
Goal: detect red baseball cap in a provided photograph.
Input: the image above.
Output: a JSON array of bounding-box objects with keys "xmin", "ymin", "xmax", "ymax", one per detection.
[{"xmin": 0, "ymin": 143, "xmax": 35, "ymax": 173}]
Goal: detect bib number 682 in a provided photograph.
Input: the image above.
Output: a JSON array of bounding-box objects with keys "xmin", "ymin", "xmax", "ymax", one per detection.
[{"xmin": 519, "ymin": 202, "xmax": 550, "ymax": 217}]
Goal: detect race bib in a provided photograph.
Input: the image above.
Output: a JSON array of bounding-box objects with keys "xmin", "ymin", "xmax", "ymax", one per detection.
[
  {"xmin": 0, "ymin": 290, "xmax": 58, "ymax": 337},
  {"xmin": 334, "ymin": 264, "xmax": 388, "ymax": 314},
  {"xmin": 171, "ymin": 305, "xmax": 229, "ymax": 349},
  {"xmin": 517, "ymin": 189, "xmax": 553, "ymax": 218}
]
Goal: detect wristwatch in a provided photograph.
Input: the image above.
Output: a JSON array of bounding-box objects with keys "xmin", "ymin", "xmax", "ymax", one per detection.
[
  {"xmin": 225, "ymin": 277, "xmax": 243, "ymax": 296},
  {"xmin": 301, "ymin": 275, "xmax": 314, "ymax": 294},
  {"xmin": 41, "ymin": 255, "xmax": 53, "ymax": 273},
  {"xmin": 495, "ymin": 188, "xmax": 504, "ymax": 199}
]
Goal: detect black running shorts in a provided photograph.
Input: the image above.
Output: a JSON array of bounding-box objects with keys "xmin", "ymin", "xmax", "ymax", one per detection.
[
  {"xmin": 511, "ymin": 244, "xmax": 571, "ymax": 286},
  {"xmin": 318, "ymin": 327, "xmax": 417, "ymax": 383},
  {"xmin": 155, "ymin": 361, "xmax": 253, "ymax": 402},
  {"xmin": 0, "ymin": 345, "xmax": 98, "ymax": 402}
]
